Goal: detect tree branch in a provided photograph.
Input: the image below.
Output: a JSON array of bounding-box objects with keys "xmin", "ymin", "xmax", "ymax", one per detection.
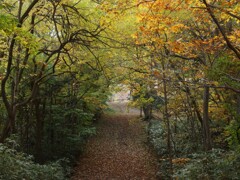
[{"xmin": 202, "ymin": 0, "xmax": 240, "ymax": 59}]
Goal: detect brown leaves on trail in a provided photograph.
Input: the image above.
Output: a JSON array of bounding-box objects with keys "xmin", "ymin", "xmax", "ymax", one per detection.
[{"xmin": 72, "ymin": 103, "xmax": 158, "ymax": 180}]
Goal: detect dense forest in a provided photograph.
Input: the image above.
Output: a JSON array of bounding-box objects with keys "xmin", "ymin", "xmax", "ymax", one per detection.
[{"xmin": 0, "ymin": 0, "xmax": 239, "ymax": 179}]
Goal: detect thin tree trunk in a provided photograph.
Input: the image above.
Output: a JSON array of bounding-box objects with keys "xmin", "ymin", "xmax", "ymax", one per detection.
[
  {"xmin": 203, "ymin": 85, "xmax": 212, "ymax": 151},
  {"xmin": 163, "ymin": 73, "xmax": 172, "ymax": 158},
  {"xmin": 186, "ymin": 92, "xmax": 198, "ymax": 146},
  {"xmin": 169, "ymin": 60, "xmax": 203, "ymax": 126},
  {"xmin": 161, "ymin": 57, "xmax": 172, "ymax": 179},
  {"xmin": 35, "ymin": 98, "xmax": 45, "ymax": 162},
  {"xmin": 237, "ymin": 94, "xmax": 240, "ymax": 116}
]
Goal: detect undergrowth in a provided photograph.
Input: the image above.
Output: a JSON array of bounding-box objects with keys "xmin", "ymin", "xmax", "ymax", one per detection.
[
  {"xmin": 0, "ymin": 142, "xmax": 67, "ymax": 180},
  {"xmin": 147, "ymin": 119, "xmax": 240, "ymax": 180}
]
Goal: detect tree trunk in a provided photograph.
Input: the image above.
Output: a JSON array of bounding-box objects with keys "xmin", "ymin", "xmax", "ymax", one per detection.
[
  {"xmin": 186, "ymin": 92, "xmax": 198, "ymax": 146},
  {"xmin": 140, "ymin": 106, "xmax": 143, "ymax": 117},
  {"xmin": 203, "ymin": 85, "xmax": 212, "ymax": 151},
  {"xmin": 161, "ymin": 57, "xmax": 172, "ymax": 179},
  {"xmin": 35, "ymin": 98, "xmax": 45, "ymax": 162},
  {"xmin": 237, "ymin": 94, "xmax": 240, "ymax": 116},
  {"xmin": 143, "ymin": 105, "xmax": 152, "ymax": 120},
  {"xmin": 0, "ymin": 107, "xmax": 17, "ymax": 142}
]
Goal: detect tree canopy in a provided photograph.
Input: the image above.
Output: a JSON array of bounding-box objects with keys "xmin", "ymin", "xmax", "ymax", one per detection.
[{"xmin": 0, "ymin": 0, "xmax": 240, "ymax": 179}]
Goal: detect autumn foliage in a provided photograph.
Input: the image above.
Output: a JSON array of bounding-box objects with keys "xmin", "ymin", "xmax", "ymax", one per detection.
[{"xmin": 0, "ymin": 0, "xmax": 240, "ymax": 179}]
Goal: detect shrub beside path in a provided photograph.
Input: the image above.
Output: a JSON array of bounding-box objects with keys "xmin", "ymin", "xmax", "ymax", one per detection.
[{"xmin": 72, "ymin": 102, "xmax": 158, "ymax": 179}]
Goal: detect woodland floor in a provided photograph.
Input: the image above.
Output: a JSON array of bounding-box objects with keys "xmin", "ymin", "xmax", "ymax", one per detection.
[{"xmin": 71, "ymin": 101, "xmax": 158, "ymax": 180}]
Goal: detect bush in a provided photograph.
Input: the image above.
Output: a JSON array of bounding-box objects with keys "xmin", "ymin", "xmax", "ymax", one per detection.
[
  {"xmin": 147, "ymin": 119, "xmax": 240, "ymax": 179},
  {"xmin": 173, "ymin": 149, "xmax": 240, "ymax": 180},
  {"xmin": 225, "ymin": 119, "xmax": 240, "ymax": 152},
  {"xmin": 0, "ymin": 143, "xmax": 67, "ymax": 180},
  {"xmin": 147, "ymin": 120, "xmax": 167, "ymax": 155},
  {"xmin": 43, "ymin": 106, "xmax": 96, "ymax": 161}
]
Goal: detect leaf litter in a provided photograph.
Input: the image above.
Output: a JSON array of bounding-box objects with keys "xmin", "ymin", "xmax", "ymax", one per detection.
[{"xmin": 72, "ymin": 102, "xmax": 158, "ymax": 180}]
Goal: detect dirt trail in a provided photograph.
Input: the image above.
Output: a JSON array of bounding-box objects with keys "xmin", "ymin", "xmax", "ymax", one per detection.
[{"xmin": 72, "ymin": 102, "xmax": 158, "ymax": 180}]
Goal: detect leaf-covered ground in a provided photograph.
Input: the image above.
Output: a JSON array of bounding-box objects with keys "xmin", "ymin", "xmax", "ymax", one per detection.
[{"xmin": 71, "ymin": 102, "xmax": 158, "ymax": 179}]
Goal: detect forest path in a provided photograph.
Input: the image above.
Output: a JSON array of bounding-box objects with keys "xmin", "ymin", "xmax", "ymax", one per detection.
[{"xmin": 71, "ymin": 102, "xmax": 158, "ymax": 180}]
